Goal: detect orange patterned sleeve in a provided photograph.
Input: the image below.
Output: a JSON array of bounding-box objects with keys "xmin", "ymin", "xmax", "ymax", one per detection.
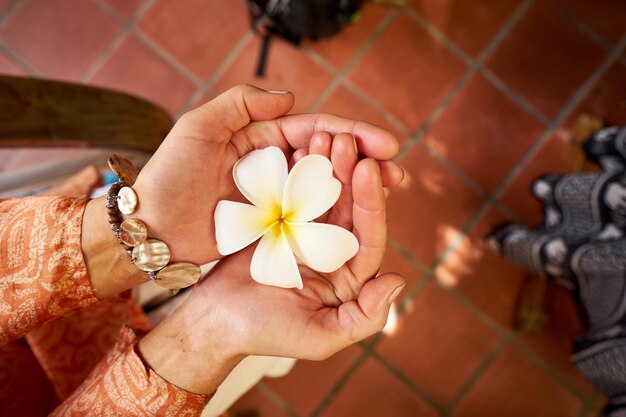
[
  {"xmin": 0, "ymin": 196, "xmax": 98, "ymax": 346},
  {"xmin": 51, "ymin": 326, "xmax": 211, "ymax": 416}
]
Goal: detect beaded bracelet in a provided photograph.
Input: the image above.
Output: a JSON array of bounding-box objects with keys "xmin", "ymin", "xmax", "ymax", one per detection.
[{"xmin": 106, "ymin": 154, "xmax": 201, "ymax": 296}]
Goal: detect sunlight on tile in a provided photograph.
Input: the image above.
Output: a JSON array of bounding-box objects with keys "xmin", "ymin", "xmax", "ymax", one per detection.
[
  {"xmin": 418, "ymin": 170, "xmax": 445, "ymax": 195},
  {"xmin": 436, "ymin": 230, "xmax": 483, "ymax": 288}
]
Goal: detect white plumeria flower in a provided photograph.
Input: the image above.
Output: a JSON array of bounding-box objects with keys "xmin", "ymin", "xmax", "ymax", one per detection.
[{"xmin": 214, "ymin": 146, "xmax": 359, "ymax": 289}]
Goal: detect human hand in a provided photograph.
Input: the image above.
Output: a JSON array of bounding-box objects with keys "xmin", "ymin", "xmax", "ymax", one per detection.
[
  {"xmin": 138, "ymin": 152, "xmax": 405, "ymax": 394},
  {"xmin": 82, "ymin": 84, "xmax": 404, "ymax": 298},
  {"xmin": 133, "ymin": 84, "xmax": 404, "ymax": 265}
]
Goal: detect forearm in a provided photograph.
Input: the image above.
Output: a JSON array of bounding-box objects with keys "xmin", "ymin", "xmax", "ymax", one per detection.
[
  {"xmin": 137, "ymin": 299, "xmax": 245, "ymax": 395},
  {"xmin": 81, "ymin": 197, "xmax": 149, "ymax": 299}
]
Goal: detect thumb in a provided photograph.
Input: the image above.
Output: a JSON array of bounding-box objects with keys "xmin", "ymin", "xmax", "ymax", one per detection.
[
  {"xmin": 357, "ymin": 272, "xmax": 406, "ymax": 330},
  {"xmin": 175, "ymin": 84, "xmax": 295, "ymax": 143},
  {"xmin": 333, "ymin": 273, "xmax": 406, "ymax": 350}
]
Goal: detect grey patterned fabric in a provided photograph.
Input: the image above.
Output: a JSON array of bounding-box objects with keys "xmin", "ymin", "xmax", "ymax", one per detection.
[{"xmin": 489, "ymin": 126, "xmax": 626, "ymax": 417}]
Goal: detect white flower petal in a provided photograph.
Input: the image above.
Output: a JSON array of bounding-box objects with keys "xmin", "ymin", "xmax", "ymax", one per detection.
[
  {"xmin": 250, "ymin": 224, "xmax": 302, "ymax": 289},
  {"xmin": 233, "ymin": 146, "xmax": 287, "ymax": 214},
  {"xmin": 215, "ymin": 200, "xmax": 276, "ymax": 256},
  {"xmin": 282, "ymin": 154, "xmax": 341, "ymax": 222},
  {"xmin": 286, "ymin": 221, "xmax": 359, "ymax": 273}
]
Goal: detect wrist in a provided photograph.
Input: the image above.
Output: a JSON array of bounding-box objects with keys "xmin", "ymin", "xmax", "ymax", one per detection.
[
  {"xmin": 129, "ymin": 179, "xmax": 223, "ymax": 265},
  {"xmin": 137, "ymin": 302, "xmax": 245, "ymax": 394},
  {"xmin": 81, "ymin": 197, "xmax": 149, "ymax": 299}
]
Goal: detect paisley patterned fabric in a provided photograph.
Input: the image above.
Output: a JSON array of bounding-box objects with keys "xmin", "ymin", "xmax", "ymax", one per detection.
[
  {"xmin": 26, "ymin": 295, "xmax": 152, "ymax": 400},
  {"xmin": 0, "ymin": 196, "xmax": 211, "ymax": 416},
  {"xmin": 0, "ymin": 197, "xmax": 96, "ymax": 345},
  {"xmin": 51, "ymin": 326, "xmax": 211, "ymax": 417}
]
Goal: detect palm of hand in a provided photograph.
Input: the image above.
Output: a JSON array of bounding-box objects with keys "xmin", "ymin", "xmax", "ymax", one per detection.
[
  {"xmin": 190, "ymin": 247, "xmax": 348, "ymax": 360},
  {"xmin": 133, "ymin": 118, "xmax": 290, "ymax": 265},
  {"xmin": 187, "ymin": 146, "xmax": 403, "ymax": 361}
]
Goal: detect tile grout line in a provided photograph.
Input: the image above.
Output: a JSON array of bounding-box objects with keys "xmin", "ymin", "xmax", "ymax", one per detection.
[
  {"xmin": 396, "ymin": 0, "xmax": 555, "ymax": 161},
  {"xmin": 544, "ymin": 0, "xmax": 613, "ymax": 52},
  {"xmin": 264, "ymin": 0, "xmax": 620, "ymax": 412},
  {"xmin": 93, "ymin": 0, "xmax": 205, "ymax": 89},
  {"xmin": 256, "ymin": 382, "xmax": 303, "ymax": 417},
  {"xmin": 487, "ymin": 31, "xmax": 626, "ymax": 206},
  {"xmin": 388, "ymin": 230, "xmax": 589, "ymax": 402},
  {"xmin": 308, "ymin": 350, "xmax": 370, "ymax": 417},
  {"xmin": 0, "ymin": 43, "xmax": 39, "ymax": 75},
  {"xmin": 131, "ymin": 28, "xmax": 204, "ymax": 86},
  {"xmin": 175, "ymin": 30, "xmax": 254, "ymax": 117},
  {"xmin": 306, "ymin": 3, "xmax": 538, "ymax": 414},
  {"xmin": 429, "ymin": 198, "xmax": 494, "ymax": 272},
  {"xmin": 415, "ymin": 141, "xmax": 488, "ymax": 198},
  {"xmin": 417, "ymin": 31, "xmax": 626, "ymax": 406},
  {"xmin": 441, "ymin": 284, "xmax": 590, "ymax": 402},
  {"xmin": 575, "ymin": 396, "xmax": 601, "ymax": 417},
  {"xmin": 296, "ymin": 17, "xmax": 419, "ymax": 139},
  {"xmin": 444, "ymin": 339, "xmax": 508, "ymax": 414},
  {"xmin": 305, "ymin": 47, "xmax": 490, "ymax": 203},
  {"xmin": 478, "ymin": 67, "xmax": 552, "ymax": 127},
  {"xmin": 368, "ymin": 349, "xmax": 447, "ymax": 414},
  {"xmin": 341, "ymin": 79, "xmax": 413, "ymax": 136},
  {"xmin": 0, "ymin": 0, "xmax": 38, "ymax": 75},
  {"xmin": 396, "ymin": 0, "xmax": 539, "ymax": 160},
  {"xmin": 304, "ymin": 2, "xmax": 550, "ymax": 211},
  {"xmin": 0, "ymin": 0, "xmax": 24, "ymax": 27},
  {"xmin": 88, "ymin": 0, "xmax": 211, "ymax": 95},
  {"xmin": 303, "ymin": 8, "xmax": 399, "ymax": 114},
  {"xmin": 544, "ymin": 0, "xmax": 626, "ymax": 71},
  {"xmin": 492, "ymin": 199, "xmax": 524, "ymax": 224},
  {"xmin": 82, "ymin": 0, "xmax": 160, "ymax": 83},
  {"xmin": 299, "ymin": 41, "xmax": 414, "ymax": 139}
]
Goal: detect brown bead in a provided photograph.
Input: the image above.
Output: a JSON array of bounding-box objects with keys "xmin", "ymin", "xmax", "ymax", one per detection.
[
  {"xmin": 108, "ymin": 154, "xmax": 140, "ymax": 185},
  {"xmin": 110, "ymin": 182, "xmax": 123, "ymax": 191},
  {"xmin": 108, "ymin": 215, "xmax": 121, "ymax": 224},
  {"xmin": 107, "ymin": 207, "xmax": 119, "ymax": 215}
]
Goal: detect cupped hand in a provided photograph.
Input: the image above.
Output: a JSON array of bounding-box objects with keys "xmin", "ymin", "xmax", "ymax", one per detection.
[
  {"xmin": 133, "ymin": 84, "xmax": 404, "ymax": 265},
  {"xmin": 173, "ymin": 156, "xmax": 405, "ymax": 369},
  {"xmin": 137, "ymin": 134, "xmax": 405, "ymax": 394}
]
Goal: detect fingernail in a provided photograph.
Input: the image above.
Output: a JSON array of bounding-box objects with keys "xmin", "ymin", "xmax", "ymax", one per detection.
[
  {"xmin": 267, "ymin": 89, "xmax": 290, "ymax": 94},
  {"xmin": 388, "ymin": 284, "xmax": 405, "ymax": 305}
]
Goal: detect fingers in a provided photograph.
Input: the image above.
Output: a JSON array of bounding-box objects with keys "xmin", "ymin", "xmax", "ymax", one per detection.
[
  {"xmin": 348, "ymin": 159, "xmax": 387, "ymax": 280},
  {"xmin": 278, "ymin": 113, "xmax": 399, "ymax": 161},
  {"xmin": 288, "ymin": 148, "xmax": 309, "ymax": 170},
  {"xmin": 326, "ymin": 133, "xmax": 358, "ymax": 229},
  {"xmin": 330, "ymin": 133, "xmax": 359, "ymax": 184},
  {"xmin": 174, "ymin": 84, "xmax": 295, "ymax": 144},
  {"xmin": 309, "ymin": 131, "xmax": 332, "ymax": 158},
  {"xmin": 330, "ymin": 273, "xmax": 405, "ymax": 352},
  {"xmin": 379, "ymin": 160, "xmax": 404, "ymax": 188}
]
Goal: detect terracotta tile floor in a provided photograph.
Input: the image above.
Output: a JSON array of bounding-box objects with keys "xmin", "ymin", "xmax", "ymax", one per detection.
[{"xmin": 1, "ymin": 0, "xmax": 625, "ymax": 415}]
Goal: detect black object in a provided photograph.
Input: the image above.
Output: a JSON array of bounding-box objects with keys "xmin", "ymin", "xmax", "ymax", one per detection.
[
  {"xmin": 489, "ymin": 126, "xmax": 626, "ymax": 417},
  {"xmin": 247, "ymin": 0, "xmax": 366, "ymax": 76}
]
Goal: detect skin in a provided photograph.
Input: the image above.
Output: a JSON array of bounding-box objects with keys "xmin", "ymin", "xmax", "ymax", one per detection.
[{"xmin": 80, "ymin": 84, "xmax": 406, "ymax": 395}]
